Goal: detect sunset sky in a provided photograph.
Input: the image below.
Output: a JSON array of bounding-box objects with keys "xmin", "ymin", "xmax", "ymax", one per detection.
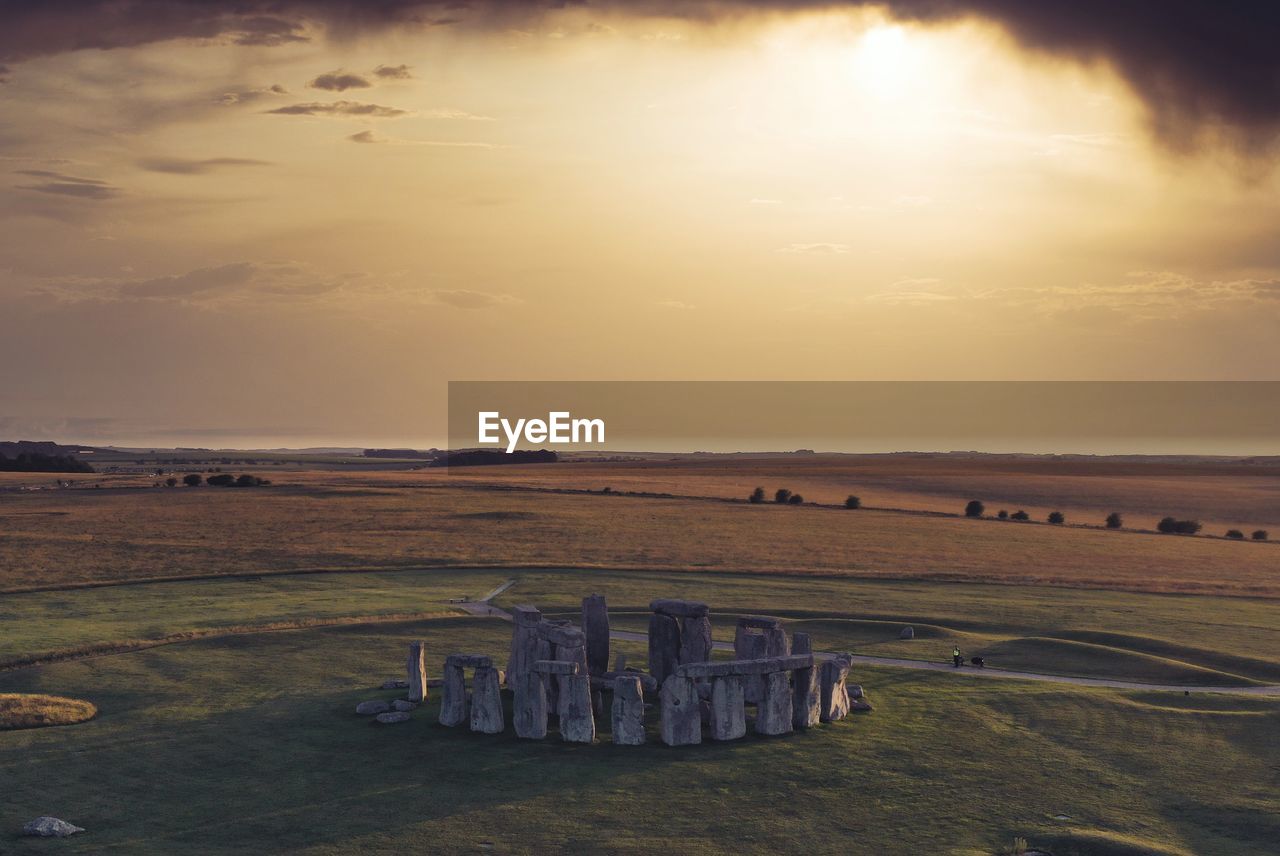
[{"xmin": 2, "ymin": 2, "xmax": 1278, "ymax": 448}]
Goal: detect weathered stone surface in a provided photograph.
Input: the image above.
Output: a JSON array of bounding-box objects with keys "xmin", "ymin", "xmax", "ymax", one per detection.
[
  {"xmin": 512, "ymin": 604, "xmax": 543, "ymax": 626},
  {"xmin": 376, "ymin": 711, "xmax": 411, "ymax": 724},
  {"xmin": 611, "ymin": 675, "xmax": 646, "ymax": 745},
  {"xmin": 736, "ymin": 615, "xmax": 783, "ymax": 630},
  {"xmin": 755, "ymin": 670, "xmax": 793, "ymax": 736},
  {"xmin": 470, "ymin": 665, "xmax": 505, "ymax": 734},
  {"xmin": 392, "ymin": 699, "xmax": 418, "ymax": 712},
  {"xmin": 406, "ymin": 641, "xmax": 429, "ymax": 704},
  {"xmin": 675, "ymin": 654, "xmax": 812, "ymax": 679},
  {"xmin": 532, "ymin": 659, "xmax": 580, "ymax": 675},
  {"xmin": 438, "ymin": 662, "xmax": 468, "ymax": 727},
  {"xmin": 613, "ymin": 653, "xmax": 628, "ymax": 672},
  {"xmin": 22, "ymin": 817, "xmax": 84, "ymax": 838},
  {"xmin": 733, "ymin": 619, "xmax": 774, "ymax": 702},
  {"xmin": 582, "ymin": 593, "xmax": 610, "ymax": 675},
  {"xmin": 648, "ymin": 612, "xmax": 681, "ymax": 685},
  {"xmin": 849, "ymin": 698, "xmax": 873, "ymax": 712},
  {"xmin": 709, "ymin": 675, "xmax": 746, "ymax": 741},
  {"xmin": 381, "ymin": 679, "xmax": 409, "ymax": 690},
  {"xmin": 446, "ymin": 653, "xmax": 493, "ymax": 669},
  {"xmin": 820, "ymin": 655, "xmax": 853, "ymax": 722},
  {"xmin": 537, "ymin": 622, "xmax": 586, "ymax": 647},
  {"xmin": 507, "ymin": 605, "xmax": 543, "ymax": 689},
  {"xmin": 791, "ymin": 632, "xmax": 821, "ymax": 729},
  {"xmin": 679, "ymin": 615, "xmax": 713, "ymax": 665},
  {"xmin": 356, "ymin": 700, "xmax": 391, "ymax": 716},
  {"xmin": 848, "ymin": 683, "xmax": 864, "ymax": 699},
  {"xmin": 659, "ymin": 675, "xmax": 701, "ymax": 746},
  {"xmin": 649, "ymin": 598, "xmax": 709, "ymax": 618},
  {"xmin": 512, "ymin": 671, "xmax": 548, "ymax": 739},
  {"xmin": 553, "ymin": 641, "xmax": 588, "ymax": 716},
  {"xmin": 899, "ymin": 626, "xmax": 915, "ymax": 640},
  {"xmin": 591, "ymin": 671, "xmax": 658, "ymax": 693},
  {"xmin": 559, "ymin": 673, "xmax": 596, "ymax": 743}
]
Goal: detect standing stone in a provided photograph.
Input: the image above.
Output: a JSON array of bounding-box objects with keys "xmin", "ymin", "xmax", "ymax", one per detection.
[
  {"xmin": 512, "ymin": 671, "xmax": 548, "ymax": 739},
  {"xmin": 559, "ymin": 674, "xmax": 596, "ymax": 743},
  {"xmin": 507, "ymin": 605, "xmax": 543, "ymax": 688},
  {"xmin": 709, "ymin": 675, "xmax": 746, "ymax": 741},
  {"xmin": 659, "ymin": 675, "xmax": 701, "ymax": 746},
  {"xmin": 406, "ymin": 641, "xmax": 429, "ymax": 704},
  {"xmin": 439, "ymin": 660, "xmax": 468, "ymax": 727},
  {"xmin": 791, "ymin": 632, "xmax": 821, "ymax": 729},
  {"xmin": 554, "ymin": 641, "xmax": 588, "ymax": 718},
  {"xmin": 679, "ymin": 615, "xmax": 713, "ymax": 665},
  {"xmin": 734, "ymin": 633, "xmax": 769, "ymax": 703},
  {"xmin": 820, "ymin": 655, "xmax": 853, "ymax": 722},
  {"xmin": 582, "ymin": 594, "xmax": 610, "ymax": 676},
  {"xmin": 755, "ymin": 670, "xmax": 793, "ymax": 736},
  {"xmin": 648, "ymin": 613, "xmax": 682, "ymax": 685},
  {"xmin": 470, "ymin": 665, "xmax": 505, "ymax": 734},
  {"xmin": 611, "ymin": 675, "xmax": 646, "ymax": 745}
]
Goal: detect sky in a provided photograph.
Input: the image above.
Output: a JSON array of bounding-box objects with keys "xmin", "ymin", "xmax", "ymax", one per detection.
[{"xmin": 1, "ymin": 2, "xmax": 1278, "ymax": 448}]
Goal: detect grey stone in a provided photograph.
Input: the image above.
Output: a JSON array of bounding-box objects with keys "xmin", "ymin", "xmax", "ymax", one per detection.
[
  {"xmin": 755, "ymin": 670, "xmax": 793, "ymax": 736},
  {"xmin": 820, "ymin": 655, "xmax": 853, "ymax": 722},
  {"xmin": 559, "ymin": 673, "xmax": 596, "ymax": 743},
  {"xmin": 392, "ymin": 699, "xmax": 418, "ymax": 712},
  {"xmin": 675, "ymin": 654, "xmax": 812, "ymax": 679},
  {"xmin": 512, "ymin": 671, "xmax": 548, "ymax": 739},
  {"xmin": 709, "ymin": 675, "xmax": 746, "ymax": 741},
  {"xmin": 613, "ymin": 653, "xmax": 628, "ymax": 672},
  {"xmin": 438, "ymin": 661, "xmax": 468, "ymax": 727},
  {"xmin": 512, "ymin": 604, "xmax": 543, "ymax": 626},
  {"xmin": 470, "ymin": 665, "xmax": 505, "ymax": 734},
  {"xmin": 381, "ymin": 679, "xmax": 409, "ymax": 690},
  {"xmin": 791, "ymin": 632, "xmax": 821, "ymax": 729},
  {"xmin": 900, "ymin": 626, "xmax": 914, "ymax": 640},
  {"xmin": 406, "ymin": 641, "xmax": 428, "ymax": 704},
  {"xmin": 648, "ymin": 612, "xmax": 681, "ymax": 685},
  {"xmin": 734, "ymin": 632, "xmax": 769, "ymax": 703},
  {"xmin": 659, "ymin": 675, "xmax": 701, "ymax": 746},
  {"xmin": 356, "ymin": 700, "xmax": 391, "ymax": 716},
  {"xmin": 22, "ymin": 817, "xmax": 84, "ymax": 838},
  {"xmin": 848, "ymin": 683, "xmax": 864, "ymax": 699},
  {"xmin": 553, "ymin": 641, "xmax": 588, "ymax": 716},
  {"xmin": 649, "ymin": 598, "xmax": 709, "ymax": 618},
  {"xmin": 582, "ymin": 593, "xmax": 610, "ymax": 675},
  {"xmin": 537, "ymin": 622, "xmax": 586, "ymax": 647},
  {"xmin": 446, "ymin": 653, "xmax": 493, "ymax": 669},
  {"xmin": 679, "ymin": 614, "xmax": 713, "ymax": 665},
  {"xmin": 591, "ymin": 671, "xmax": 659, "ymax": 694},
  {"xmin": 736, "ymin": 615, "xmax": 783, "ymax": 630},
  {"xmin": 376, "ymin": 711, "xmax": 411, "ymax": 724},
  {"xmin": 849, "ymin": 698, "xmax": 873, "ymax": 712},
  {"xmin": 611, "ymin": 675, "xmax": 646, "ymax": 745},
  {"xmin": 507, "ymin": 605, "xmax": 543, "ymax": 690},
  {"xmin": 532, "ymin": 659, "xmax": 580, "ymax": 675}
]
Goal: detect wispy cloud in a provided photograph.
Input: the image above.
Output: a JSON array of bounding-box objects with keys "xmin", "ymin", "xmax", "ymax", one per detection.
[
  {"xmin": 14, "ymin": 169, "xmax": 120, "ymax": 200},
  {"xmin": 308, "ymin": 70, "xmax": 371, "ymax": 92},
  {"xmin": 267, "ymin": 101, "xmax": 408, "ymax": 118},
  {"xmin": 374, "ymin": 64, "xmax": 414, "ymax": 80},
  {"xmin": 776, "ymin": 242, "xmax": 849, "ymax": 255},
  {"xmin": 137, "ymin": 157, "xmax": 271, "ymax": 175},
  {"xmin": 429, "ymin": 289, "xmax": 520, "ymax": 309},
  {"xmin": 347, "ymin": 130, "xmax": 499, "ymax": 148}
]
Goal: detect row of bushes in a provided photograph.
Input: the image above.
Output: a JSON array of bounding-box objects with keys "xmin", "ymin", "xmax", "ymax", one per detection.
[{"xmin": 165, "ymin": 473, "xmax": 270, "ymax": 488}]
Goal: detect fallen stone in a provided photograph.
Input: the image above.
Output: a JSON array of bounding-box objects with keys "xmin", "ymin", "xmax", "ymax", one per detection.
[
  {"xmin": 392, "ymin": 699, "xmax": 418, "ymax": 712},
  {"xmin": 381, "ymin": 679, "xmax": 410, "ymax": 690},
  {"xmin": 849, "ymin": 698, "xmax": 873, "ymax": 712},
  {"xmin": 470, "ymin": 665, "xmax": 505, "ymax": 734},
  {"xmin": 648, "ymin": 612, "xmax": 682, "ymax": 685},
  {"xmin": 649, "ymin": 598, "xmax": 709, "ymax": 618},
  {"xmin": 679, "ymin": 614, "xmax": 713, "ymax": 665},
  {"xmin": 376, "ymin": 711, "xmax": 411, "ymax": 724},
  {"xmin": 755, "ymin": 670, "xmax": 793, "ymax": 736},
  {"xmin": 406, "ymin": 640, "xmax": 429, "ymax": 704},
  {"xmin": 356, "ymin": 700, "xmax": 391, "ymax": 716},
  {"xmin": 582, "ymin": 593, "xmax": 610, "ymax": 675},
  {"xmin": 709, "ymin": 674, "xmax": 746, "ymax": 741},
  {"xmin": 611, "ymin": 675, "xmax": 646, "ymax": 745},
  {"xmin": 899, "ymin": 626, "xmax": 914, "ymax": 640},
  {"xmin": 659, "ymin": 675, "xmax": 701, "ymax": 746},
  {"xmin": 675, "ymin": 654, "xmax": 813, "ymax": 679},
  {"xmin": 848, "ymin": 683, "xmax": 864, "ymax": 699},
  {"xmin": 22, "ymin": 817, "xmax": 84, "ymax": 838}
]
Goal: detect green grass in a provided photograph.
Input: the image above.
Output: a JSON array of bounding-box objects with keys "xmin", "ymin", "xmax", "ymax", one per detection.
[{"xmin": 0, "ymin": 615, "xmax": 1275, "ymax": 854}]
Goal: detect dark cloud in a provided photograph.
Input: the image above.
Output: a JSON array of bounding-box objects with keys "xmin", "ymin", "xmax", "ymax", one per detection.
[
  {"xmin": 217, "ymin": 84, "xmax": 287, "ymax": 105},
  {"xmin": 373, "ymin": 63, "xmax": 413, "ymax": 79},
  {"xmin": 348, "ymin": 130, "xmax": 382, "ymax": 143},
  {"xmin": 0, "ymin": 2, "xmax": 1277, "ymax": 150},
  {"xmin": 138, "ymin": 157, "xmax": 272, "ymax": 174},
  {"xmin": 308, "ymin": 69, "xmax": 371, "ymax": 91},
  {"xmin": 13, "ymin": 169, "xmax": 119, "ymax": 200},
  {"xmin": 267, "ymin": 100, "xmax": 408, "ymax": 117}
]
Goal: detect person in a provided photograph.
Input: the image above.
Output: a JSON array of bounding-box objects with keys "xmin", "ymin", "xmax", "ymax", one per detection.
[{"xmin": 952, "ymin": 646, "xmax": 962, "ymax": 668}]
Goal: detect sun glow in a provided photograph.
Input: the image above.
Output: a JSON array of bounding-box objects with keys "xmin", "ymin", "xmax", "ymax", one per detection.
[{"xmin": 850, "ymin": 24, "xmax": 920, "ymax": 102}]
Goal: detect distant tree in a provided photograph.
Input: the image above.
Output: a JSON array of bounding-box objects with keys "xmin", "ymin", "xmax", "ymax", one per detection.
[
  {"xmin": 165, "ymin": 477, "xmax": 178, "ymax": 488},
  {"xmin": 183, "ymin": 473, "xmax": 202, "ymax": 487},
  {"xmin": 788, "ymin": 493, "xmax": 804, "ymax": 504},
  {"xmin": 1047, "ymin": 511, "xmax": 1065, "ymax": 525},
  {"xmin": 1105, "ymin": 512, "xmax": 1123, "ymax": 529},
  {"xmin": 235, "ymin": 474, "xmax": 266, "ymax": 487},
  {"xmin": 1157, "ymin": 517, "xmax": 1202, "ymax": 535},
  {"xmin": 997, "ymin": 509, "xmax": 1008, "ymax": 520},
  {"xmin": 749, "ymin": 487, "xmax": 766, "ymax": 504},
  {"xmin": 1225, "ymin": 529, "xmax": 1245, "ymax": 540},
  {"xmin": 1010, "ymin": 510, "xmax": 1030, "ymax": 521},
  {"xmin": 845, "ymin": 495, "xmax": 861, "ymax": 509},
  {"xmin": 774, "ymin": 489, "xmax": 792, "ymax": 504},
  {"xmin": 1252, "ymin": 530, "xmax": 1269, "ymax": 541},
  {"xmin": 601, "ymin": 486, "xmax": 612, "ymax": 494},
  {"xmin": 207, "ymin": 473, "xmax": 236, "ymax": 487},
  {"xmin": 964, "ymin": 500, "xmax": 985, "ymax": 518}
]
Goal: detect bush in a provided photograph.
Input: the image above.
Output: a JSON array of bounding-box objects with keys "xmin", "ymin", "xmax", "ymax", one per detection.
[
  {"xmin": 182, "ymin": 473, "xmax": 202, "ymax": 487},
  {"xmin": 1225, "ymin": 529, "xmax": 1245, "ymax": 540},
  {"xmin": 1105, "ymin": 512, "xmax": 1123, "ymax": 529},
  {"xmin": 787, "ymin": 493, "xmax": 804, "ymax": 504},
  {"xmin": 964, "ymin": 500, "xmax": 984, "ymax": 518},
  {"xmin": 997, "ymin": 509, "xmax": 1008, "ymax": 519},
  {"xmin": 206, "ymin": 473, "xmax": 236, "ymax": 487},
  {"xmin": 165, "ymin": 477, "xmax": 178, "ymax": 488},
  {"xmin": 845, "ymin": 495, "xmax": 861, "ymax": 509},
  {"xmin": 1010, "ymin": 510, "xmax": 1029, "ymax": 521},
  {"xmin": 1157, "ymin": 517, "xmax": 1202, "ymax": 535},
  {"xmin": 749, "ymin": 487, "xmax": 765, "ymax": 504},
  {"xmin": 774, "ymin": 489, "xmax": 792, "ymax": 504},
  {"xmin": 1048, "ymin": 511, "xmax": 1065, "ymax": 524},
  {"xmin": 1253, "ymin": 530, "xmax": 1269, "ymax": 541}
]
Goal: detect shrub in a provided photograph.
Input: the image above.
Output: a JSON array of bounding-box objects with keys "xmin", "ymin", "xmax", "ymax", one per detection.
[
  {"xmin": 206, "ymin": 473, "xmax": 235, "ymax": 487},
  {"xmin": 1253, "ymin": 530, "xmax": 1269, "ymax": 541},
  {"xmin": 997, "ymin": 509, "xmax": 1008, "ymax": 519},
  {"xmin": 1157, "ymin": 517, "xmax": 1202, "ymax": 535},
  {"xmin": 1048, "ymin": 511, "xmax": 1065, "ymax": 524},
  {"xmin": 182, "ymin": 473, "xmax": 202, "ymax": 487},
  {"xmin": 964, "ymin": 500, "xmax": 985, "ymax": 518},
  {"xmin": 845, "ymin": 495, "xmax": 861, "ymax": 509},
  {"xmin": 1105, "ymin": 512, "xmax": 1123, "ymax": 529},
  {"xmin": 774, "ymin": 489, "xmax": 792, "ymax": 504},
  {"xmin": 165, "ymin": 477, "xmax": 178, "ymax": 488},
  {"xmin": 1010, "ymin": 510, "xmax": 1029, "ymax": 521},
  {"xmin": 749, "ymin": 487, "xmax": 766, "ymax": 504},
  {"xmin": 1225, "ymin": 529, "xmax": 1245, "ymax": 540},
  {"xmin": 788, "ymin": 493, "xmax": 804, "ymax": 504}
]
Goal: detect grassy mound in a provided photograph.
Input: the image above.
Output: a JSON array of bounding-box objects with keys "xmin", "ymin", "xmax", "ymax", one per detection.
[
  {"xmin": 1031, "ymin": 829, "xmax": 1193, "ymax": 856},
  {"xmin": 0, "ymin": 693, "xmax": 97, "ymax": 730}
]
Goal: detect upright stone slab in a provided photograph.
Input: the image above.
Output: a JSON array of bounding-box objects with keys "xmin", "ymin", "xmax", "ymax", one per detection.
[
  {"xmin": 755, "ymin": 669, "xmax": 793, "ymax": 735},
  {"xmin": 512, "ymin": 671, "xmax": 548, "ymax": 739},
  {"xmin": 709, "ymin": 675, "xmax": 746, "ymax": 741},
  {"xmin": 611, "ymin": 675, "xmax": 646, "ymax": 745},
  {"xmin": 659, "ymin": 675, "xmax": 701, "ymax": 746},
  {"xmin": 679, "ymin": 615, "xmax": 713, "ymax": 665},
  {"xmin": 791, "ymin": 632, "xmax": 820, "ymax": 729},
  {"xmin": 555, "ymin": 641, "xmax": 588, "ymax": 718},
  {"xmin": 470, "ymin": 665, "xmax": 505, "ymax": 734},
  {"xmin": 406, "ymin": 641, "xmax": 429, "ymax": 704},
  {"xmin": 439, "ymin": 660, "xmax": 468, "ymax": 727},
  {"xmin": 734, "ymin": 632, "xmax": 769, "ymax": 703},
  {"xmin": 820, "ymin": 655, "xmax": 853, "ymax": 722},
  {"xmin": 559, "ymin": 673, "xmax": 596, "ymax": 743},
  {"xmin": 507, "ymin": 605, "xmax": 543, "ymax": 688},
  {"xmin": 648, "ymin": 613, "xmax": 681, "ymax": 685},
  {"xmin": 582, "ymin": 594, "xmax": 610, "ymax": 676}
]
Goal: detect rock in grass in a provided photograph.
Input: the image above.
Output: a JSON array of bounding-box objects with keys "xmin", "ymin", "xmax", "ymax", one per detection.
[
  {"xmin": 899, "ymin": 626, "xmax": 914, "ymax": 640},
  {"xmin": 356, "ymin": 700, "xmax": 391, "ymax": 716},
  {"xmin": 849, "ymin": 698, "xmax": 873, "ymax": 712},
  {"xmin": 23, "ymin": 817, "xmax": 84, "ymax": 837},
  {"xmin": 392, "ymin": 699, "xmax": 418, "ymax": 712},
  {"xmin": 848, "ymin": 683, "xmax": 864, "ymax": 699},
  {"xmin": 375, "ymin": 711, "xmax": 411, "ymax": 724},
  {"xmin": 381, "ymin": 679, "xmax": 410, "ymax": 690}
]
